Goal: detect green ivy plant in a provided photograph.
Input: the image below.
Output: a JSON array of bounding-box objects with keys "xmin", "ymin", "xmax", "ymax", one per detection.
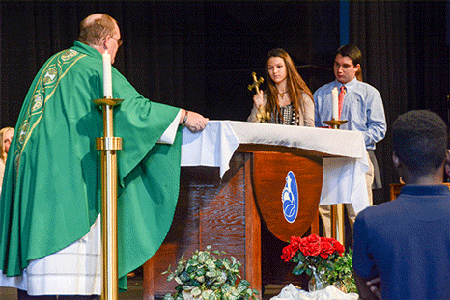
[
  {"xmin": 162, "ymin": 246, "xmax": 259, "ymax": 300},
  {"xmin": 323, "ymin": 249, "xmax": 357, "ymax": 293}
]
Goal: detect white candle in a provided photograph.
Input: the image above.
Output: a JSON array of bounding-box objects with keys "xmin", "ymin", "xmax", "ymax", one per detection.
[
  {"xmin": 102, "ymin": 50, "xmax": 112, "ymax": 98},
  {"xmin": 332, "ymin": 87, "xmax": 339, "ymax": 120}
]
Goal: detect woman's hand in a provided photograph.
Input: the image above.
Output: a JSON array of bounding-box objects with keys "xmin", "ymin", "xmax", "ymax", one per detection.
[
  {"xmin": 183, "ymin": 110, "xmax": 209, "ymax": 133},
  {"xmin": 252, "ymin": 90, "xmax": 264, "ymax": 109}
]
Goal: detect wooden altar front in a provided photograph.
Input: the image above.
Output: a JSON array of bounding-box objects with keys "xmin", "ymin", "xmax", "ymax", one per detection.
[{"xmin": 142, "ymin": 146, "xmax": 325, "ymax": 299}]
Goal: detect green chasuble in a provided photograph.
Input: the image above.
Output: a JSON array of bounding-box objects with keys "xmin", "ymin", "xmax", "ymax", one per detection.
[{"xmin": 0, "ymin": 41, "xmax": 183, "ymax": 289}]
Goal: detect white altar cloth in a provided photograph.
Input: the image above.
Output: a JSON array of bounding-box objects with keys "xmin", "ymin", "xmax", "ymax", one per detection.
[{"xmin": 182, "ymin": 121, "xmax": 369, "ymax": 214}]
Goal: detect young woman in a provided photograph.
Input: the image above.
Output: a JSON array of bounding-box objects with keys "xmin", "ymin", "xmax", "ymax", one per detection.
[{"xmin": 247, "ymin": 48, "xmax": 314, "ymax": 126}]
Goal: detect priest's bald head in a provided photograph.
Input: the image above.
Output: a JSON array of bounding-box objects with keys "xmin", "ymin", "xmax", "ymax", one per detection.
[{"xmin": 78, "ymin": 14, "xmax": 122, "ymax": 64}]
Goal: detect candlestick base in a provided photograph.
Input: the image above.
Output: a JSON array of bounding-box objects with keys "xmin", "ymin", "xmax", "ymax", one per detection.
[
  {"xmin": 93, "ymin": 97, "xmax": 124, "ymax": 107},
  {"xmin": 324, "ymin": 119, "xmax": 348, "ymax": 129}
]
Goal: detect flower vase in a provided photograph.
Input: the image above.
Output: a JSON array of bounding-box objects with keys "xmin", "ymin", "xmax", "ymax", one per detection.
[{"xmin": 308, "ymin": 268, "xmax": 328, "ymax": 292}]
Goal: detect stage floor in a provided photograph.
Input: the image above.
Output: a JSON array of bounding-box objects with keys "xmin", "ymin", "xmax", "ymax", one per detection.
[{"xmin": 0, "ymin": 272, "xmax": 284, "ymax": 300}]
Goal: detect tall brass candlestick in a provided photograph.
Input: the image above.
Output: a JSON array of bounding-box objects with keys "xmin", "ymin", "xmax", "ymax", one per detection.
[
  {"xmin": 323, "ymin": 119, "xmax": 348, "ymax": 246},
  {"xmin": 94, "ymin": 97, "xmax": 124, "ymax": 300}
]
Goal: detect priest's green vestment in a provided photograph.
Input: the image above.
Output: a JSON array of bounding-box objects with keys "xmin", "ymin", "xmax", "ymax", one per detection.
[{"xmin": 0, "ymin": 41, "xmax": 183, "ymax": 290}]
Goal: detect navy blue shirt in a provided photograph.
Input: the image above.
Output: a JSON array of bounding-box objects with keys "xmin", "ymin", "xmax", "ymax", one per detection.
[{"xmin": 353, "ymin": 185, "xmax": 450, "ymax": 299}]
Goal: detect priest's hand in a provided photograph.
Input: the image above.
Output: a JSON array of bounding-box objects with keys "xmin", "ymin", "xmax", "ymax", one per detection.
[{"xmin": 182, "ymin": 110, "xmax": 208, "ymax": 133}]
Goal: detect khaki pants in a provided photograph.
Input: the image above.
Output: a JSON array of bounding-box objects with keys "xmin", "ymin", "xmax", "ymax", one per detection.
[{"xmin": 319, "ymin": 152, "xmax": 374, "ymax": 237}]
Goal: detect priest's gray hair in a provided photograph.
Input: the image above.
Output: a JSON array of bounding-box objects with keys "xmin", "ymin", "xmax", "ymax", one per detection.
[{"xmin": 78, "ymin": 14, "xmax": 117, "ymax": 46}]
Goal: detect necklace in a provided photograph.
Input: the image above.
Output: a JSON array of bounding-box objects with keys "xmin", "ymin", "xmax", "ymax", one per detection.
[{"xmin": 277, "ymin": 103, "xmax": 298, "ymax": 125}]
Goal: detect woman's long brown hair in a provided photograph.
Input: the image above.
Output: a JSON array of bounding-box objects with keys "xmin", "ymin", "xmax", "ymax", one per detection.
[{"xmin": 265, "ymin": 48, "xmax": 313, "ymax": 123}]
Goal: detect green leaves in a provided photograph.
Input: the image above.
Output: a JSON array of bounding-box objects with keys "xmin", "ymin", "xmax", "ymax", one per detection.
[
  {"xmin": 191, "ymin": 287, "xmax": 202, "ymax": 297},
  {"xmin": 292, "ymin": 261, "xmax": 305, "ymax": 275},
  {"xmin": 163, "ymin": 246, "xmax": 259, "ymax": 300},
  {"xmin": 323, "ymin": 249, "xmax": 356, "ymax": 293}
]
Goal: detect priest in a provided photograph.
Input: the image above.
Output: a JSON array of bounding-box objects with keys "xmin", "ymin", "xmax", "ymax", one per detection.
[{"xmin": 0, "ymin": 13, "xmax": 208, "ymax": 299}]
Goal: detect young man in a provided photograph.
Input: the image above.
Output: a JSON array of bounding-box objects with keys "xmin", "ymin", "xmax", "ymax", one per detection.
[
  {"xmin": 353, "ymin": 110, "xmax": 450, "ymax": 299},
  {"xmin": 0, "ymin": 14, "xmax": 208, "ymax": 299},
  {"xmin": 314, "ymin": 44, "xmax": 386, "ymax": 236}
]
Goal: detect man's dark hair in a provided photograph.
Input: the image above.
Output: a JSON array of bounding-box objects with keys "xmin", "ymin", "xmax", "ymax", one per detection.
[
  {"xmin": 392, "ymin": 110, "xmax": 448, "ymax": 176},
  {"xmin": 336, "ymin": 44, "xmax": 362, "ymax": 67}
]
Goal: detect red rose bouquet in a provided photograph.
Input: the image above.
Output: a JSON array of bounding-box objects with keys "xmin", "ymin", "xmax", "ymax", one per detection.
[{"xmin": 281, "ymin": 234, "xmax": 345, "ymax": 277}]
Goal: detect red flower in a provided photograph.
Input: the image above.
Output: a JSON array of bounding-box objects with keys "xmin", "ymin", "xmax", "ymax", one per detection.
[
  {"xmin": 289, "ymin": 236, "xmax": 302, "ymax": 252},
  {"xmin": 305, "ymin": 234, "xmax": 321, "ymax": 244},
  {"xmin": 299, "ymin": 234, "xmax": 322, "ymax": 257},
  {"xmin": 319, "ymin": 240, "xmax": 335, "ymax": 259},
  {"xmin": 303, "ymin": 242, "xmax": 322, "ymax": 257},
  {"xmin": 333, "ymin": 241, "xmax": 345, "ymax": 256},
  {"xmin": 281, "ymin": 244, "xmax": 296, "ymax": 262},
  {"xmin": 322, "ymin": 237, "xmax": 345, "ymax": 255},
  {"xmin": 282, "ymin": 234, "xmax": 347, "ymax": 276}
]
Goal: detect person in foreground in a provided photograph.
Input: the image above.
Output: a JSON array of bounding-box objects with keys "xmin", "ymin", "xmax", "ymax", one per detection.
[
  {"xmin": 353, "ymin": 110, "xmax": 450, "ymax": 300},
  {"xmin": 0, "ymin": 14, "xmax": 208, "ymax": 299},
  {"xmin": 0, "ymin": 127, "xmax": 14, "ymax": 190},
  {"xmin": 314, "ymin": 44, "xmax": 386, "ymax": 237},
  {"xmin": 247, "ymin": 48, "xmax": 315, "ymax": 126}
]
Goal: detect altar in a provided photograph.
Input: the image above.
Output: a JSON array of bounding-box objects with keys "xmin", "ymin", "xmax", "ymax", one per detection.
[{"xmin": 142, "ymin": 121, "xmax": 369, "ymax": 299}]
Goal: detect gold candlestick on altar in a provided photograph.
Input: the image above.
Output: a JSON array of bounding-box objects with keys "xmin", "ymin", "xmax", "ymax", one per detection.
[
  {"xmin": 323, "ymin": 119, "xmax": 348, "ymax": 129},
  {"xmin": 94, "ymin": 96, "xmax": 124, "ymax": 300},
  {"xmin": 323, "ymin": 118, "xmax": 348, "ymax": 246}
]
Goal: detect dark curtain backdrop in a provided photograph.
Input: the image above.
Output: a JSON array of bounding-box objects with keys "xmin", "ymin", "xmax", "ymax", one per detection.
[
  {"xmin": 0, "ymin": 1, "xmax": 339, "ymax": 126},
  {"xmin": 0, "ymin": 1, "xmax": 449, "ymax": 205},
  {"xmin": 0, "ymin": 2, "xmax": 208, "ymax": 127},
  {"xmin": 351, "ymin": 1, "xmax": 449, "ymax": 204}
]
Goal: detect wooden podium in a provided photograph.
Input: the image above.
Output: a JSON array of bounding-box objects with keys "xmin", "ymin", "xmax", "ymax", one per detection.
[{"xmin": 142, "ymin": 147, "xmax": 324, "ymax": 299}]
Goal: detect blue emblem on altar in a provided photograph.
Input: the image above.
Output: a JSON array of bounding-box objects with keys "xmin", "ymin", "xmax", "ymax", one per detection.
[{"xmin": 282, "ymin": 171, "xmax": 298, "ymax": 223}]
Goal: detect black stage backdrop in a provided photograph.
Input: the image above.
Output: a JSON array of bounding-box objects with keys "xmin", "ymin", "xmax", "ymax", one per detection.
[
  {"xmin": 0, "ymin": 1, "xmax": 448, "ymax": 205},
  {"xmin": 350, "ymin": 1, "xmax": 449, "ymax": 204}
]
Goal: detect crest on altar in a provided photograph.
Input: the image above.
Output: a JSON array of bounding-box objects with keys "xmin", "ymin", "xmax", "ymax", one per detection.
[{"xmin": 282, "ymin": 171, "xmax": 298, "ymax": 223}]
